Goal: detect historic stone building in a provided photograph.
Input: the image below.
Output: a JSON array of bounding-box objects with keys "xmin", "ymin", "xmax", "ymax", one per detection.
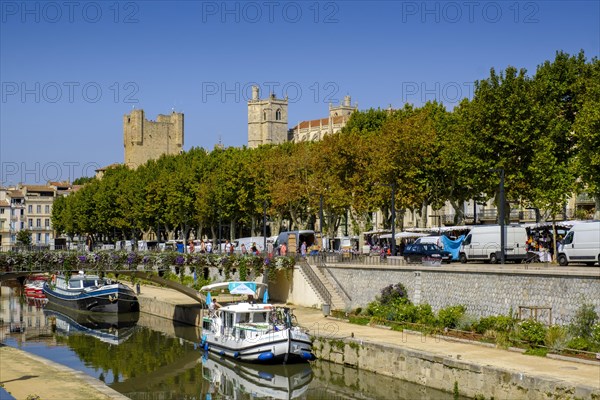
[
  {"xmin": 247, "ymin": 86, "xmax": 357, "ymax": 147},
  {"xmin": 290, "ymin": 95, "xmax": 358, "ymax": 142},
  {"xmin": 247, "ymin": 86, "xmax": 289, "ymax": 149},
  {"xmin": 124, "ymin": 109, "xmax": 184, "ymax": 168}
]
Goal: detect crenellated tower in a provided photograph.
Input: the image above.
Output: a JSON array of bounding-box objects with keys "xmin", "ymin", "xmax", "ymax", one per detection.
[{"xmin": 124, "ymin": 109, "xmax": 184, "ymax": 168}]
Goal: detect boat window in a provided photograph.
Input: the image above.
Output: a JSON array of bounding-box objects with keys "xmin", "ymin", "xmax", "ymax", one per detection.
[
  {"xmin": 83, "ymin": 280, "xmax": 96, "ymax": 288},
  {"xmin": 237, "ymin": 313, "xmax": 250, "ymax": 323},
  {"xmin": 225, "ymin": 312, "xmax": 235, "ymax": 328},
  {"xmin": 252, "ymin": 312, "xmax": 267, "ymax": 323},
  {"xmin": 68, "ymin": 280, "xmax": 82, "ymax": 289}
]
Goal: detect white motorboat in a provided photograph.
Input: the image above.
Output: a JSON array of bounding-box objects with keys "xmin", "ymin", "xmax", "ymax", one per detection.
[{"xmin": 200, "ymin": 281, "xmax": 316, "ymax": 363}]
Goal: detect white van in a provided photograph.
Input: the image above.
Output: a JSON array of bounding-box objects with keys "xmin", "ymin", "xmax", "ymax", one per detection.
[
  {"xmin": 459, "ymin": 225, "xmax": 528, "ymax": 264},
  {"xmin": 235, "ymin": 237, "xmax": 266, "ymax": 253},
  {"xmin": 557, "ymin": 221, "xmax": 600, "ymax": 266}
]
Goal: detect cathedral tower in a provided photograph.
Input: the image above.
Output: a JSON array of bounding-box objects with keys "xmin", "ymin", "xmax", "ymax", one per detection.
[{"xmin": 247, "ymin": 86, "xmax": 288, "ymax": 148}]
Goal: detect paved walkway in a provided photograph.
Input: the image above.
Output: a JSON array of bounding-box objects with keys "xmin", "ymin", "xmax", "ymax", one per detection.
[{"xmin": 290, "ymin": 306, "xmax": 600, "ymax": 391}]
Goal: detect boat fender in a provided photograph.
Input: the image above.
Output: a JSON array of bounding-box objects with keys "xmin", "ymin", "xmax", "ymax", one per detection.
[
  {"xmin": 301, "ymin": 351, "xmax": 316, "ymax": 361},
  {"xmin": 200, "ymin": 334, "xmax": 207, "ymax": 345},
  {"xmin": 258, "ymin": 371, "xmax": 274, "ymax": 380},
  {"xmin": 219, "ymin": 350, "xmax": 225, "ymax": 356},
  {"xmin": 257, "ymin": 351, "xmax": 274, "ymax": 361},
  {"xmin": 204, "ymin": 343, "xmax": 209, "ymax": 351},
  {"xmin": 233, "ymin": 351, "xmax": 239, "ymax": 358}
]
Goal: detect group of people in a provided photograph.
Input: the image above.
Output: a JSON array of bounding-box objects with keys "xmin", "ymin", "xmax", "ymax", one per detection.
[
  {"xmin": 187, "ymin": 239, "xmax": 263, "ymax": 255},
  {"xmin": 187, "ymin": 239, "xmax": 213, "ymax": 253}
]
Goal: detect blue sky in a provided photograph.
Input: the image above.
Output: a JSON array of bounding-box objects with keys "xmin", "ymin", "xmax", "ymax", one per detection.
[{"xmin": 1, "ymin": 0, "xmax": 598, "ymax": 184}]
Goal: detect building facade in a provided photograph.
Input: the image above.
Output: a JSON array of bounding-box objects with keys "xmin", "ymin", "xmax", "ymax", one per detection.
[
  {"xmin": 124, "ymin": 109, "xmax": 184, "ymax": 169},
  {"xmin": 0, "ymin": 182, "xmax": 80, "ymax": 250},
  {"xmin": 290, "ymin": 95, "xmax": 358, "ymax": 142},
  {"xmin": 247, "ymin": 86, "xmax": 289, "ymax": 148}
]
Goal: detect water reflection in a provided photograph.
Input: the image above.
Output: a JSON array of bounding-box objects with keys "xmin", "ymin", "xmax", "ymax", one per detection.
[
  {"xmin": 1, "ymin": 284, "xmax": 458, "ymax": 399},
  {"xmin": 200, "ymin": 354, "xmax": 312, "ymax": 399},
  {"xmin": 43, "ymin": 303, "xmax": 139, "ymax": 345}
]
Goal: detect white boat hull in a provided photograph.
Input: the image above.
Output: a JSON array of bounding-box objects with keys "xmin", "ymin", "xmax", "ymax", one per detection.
[{"xmin": 201, "ymin": 317, "xmax": 315, "ymax": 363}]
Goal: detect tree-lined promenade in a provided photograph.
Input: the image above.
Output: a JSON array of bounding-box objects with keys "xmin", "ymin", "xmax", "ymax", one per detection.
[{"xmin": 52, "ymin": 51, "xmax": 599, "ymax": 245}]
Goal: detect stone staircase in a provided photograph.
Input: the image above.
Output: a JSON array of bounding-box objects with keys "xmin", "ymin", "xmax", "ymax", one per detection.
[{"xmin": 298, "ymin": 259, "xmax": 346, "ymax": 311}]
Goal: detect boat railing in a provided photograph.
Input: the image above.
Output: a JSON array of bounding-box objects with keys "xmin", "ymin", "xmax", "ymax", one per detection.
[{"xmin": 297, "ymin": 259, "xmax": 332, "ymax": 306}]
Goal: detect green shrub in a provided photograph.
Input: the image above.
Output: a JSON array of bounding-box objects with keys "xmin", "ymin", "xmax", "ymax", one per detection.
[
  {"xmin": 415, "ymin": 304, "xmax": 436, "ymax": 326},
  {"xmin": 349, "ymin": 316, "xmax": 370, "ymax": 325},
  {"xmin": 545, "ymin": 325, "xmax": 570, "ymax": 353},
  {"xmin": 437, "ymin": 305, "xmax": 466, "ymax": 329},
  {"xmin": 379, "ymin": 283, "xmax": 409, "ymax": 305},
  {"xmin": 518, "ymin": 319, "xmax": 547, "ymax": 346},
  {"xmin": 568, "ymin": 303, "xmax": 599, "ymax": 339},
  {"xmin": 524, "ymin": 347, "xmax": 548, "ymax": 357},
  {"xmin": 566, "ymin": 337, "xmax": 590, "ymax": 351},
  {"xmin": 592, "ymin": 323, "xmax": 600, "ymax": 345},
  {"xmin": 474, "ymin": 315, "xmax": 516, "ymax": 334}
]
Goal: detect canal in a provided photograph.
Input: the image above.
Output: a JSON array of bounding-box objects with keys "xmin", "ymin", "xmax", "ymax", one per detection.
[{"xmin": 1, "ymin": 284, "xmax": 460, "ymax": 399}]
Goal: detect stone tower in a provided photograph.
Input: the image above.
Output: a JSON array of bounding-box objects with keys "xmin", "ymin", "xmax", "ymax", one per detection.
[
  {"xmin": 247, "ymin": 86, "xmax": 288, "ymax": 148},
  {"xmin": 123, "ymin": 109, "xmax": 184, "ymax": 168},
  {"xmin": 329, "ymin": 95, "xmax": 357, "ymax": 119}
]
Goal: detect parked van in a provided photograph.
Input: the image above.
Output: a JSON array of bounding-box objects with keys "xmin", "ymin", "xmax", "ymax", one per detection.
[
  {"xmin": 557, "ymin": 221, "xmax": 600, "ymax": 266},
  {"xmin": 459, "ymin": 225, "xmax": 528, "ymax": 264},
  {"xmin": 274, "ymin": 230, "xmax": 316, "ymax": 254}
]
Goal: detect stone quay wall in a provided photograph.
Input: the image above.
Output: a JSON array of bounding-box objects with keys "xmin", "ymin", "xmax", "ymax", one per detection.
[
  {"xmin": 322, "ymin": 264, "xmax": 600, "ymax": 325},
  {"xmin": 313, "ymin": 335, "xmax": 599, "ymax": 400}
]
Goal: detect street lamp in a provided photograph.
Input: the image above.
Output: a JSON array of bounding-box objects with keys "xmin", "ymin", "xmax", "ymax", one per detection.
[
  {"xmin": 263, "ymin": 200, "xmax": 267, "ymax": 254},
  {"xmin": 218, "ymin": 209, "xmax": 222, "ymax": 254},
  {"xmin": 489, "ymin": 168, "xmax": 505, "ymax": 264},
  {"xmin": 387, "ymin": 183, "xmax": 396, "ymax": 256},
  {"xmin": 319, "ymin": 194, "xmax": 324, "ymax": 234}
]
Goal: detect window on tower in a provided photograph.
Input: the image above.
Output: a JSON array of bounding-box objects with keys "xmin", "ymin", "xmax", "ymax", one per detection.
[
  {"xmin": 276, "ymin": 109, "xmax": 281, "ymax": 120},
  {"xmin": 263, "ymin": 111, "xmax": 267, "ymax": 121}
]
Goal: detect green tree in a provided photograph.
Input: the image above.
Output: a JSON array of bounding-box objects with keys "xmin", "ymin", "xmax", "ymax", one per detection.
[
  {"xmin": 573, "ymin": 58, "xmax": 600, "ymax": 218},
  {"xmin": 17, "ymin": 229, "xmax": 32, "ymax": 246},
  {"xmin": 462, "ymin": 66, "xmax": 543, "ymax": 220}
]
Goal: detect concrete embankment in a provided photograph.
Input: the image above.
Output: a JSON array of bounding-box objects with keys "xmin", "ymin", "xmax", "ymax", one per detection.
[
  {"xmin": 138, "ymin": 285, "xmax": 600, "ymax": 400},
  {"xmin": 0, "ymin": 345, "xmax": 129, "ymax": 400}
]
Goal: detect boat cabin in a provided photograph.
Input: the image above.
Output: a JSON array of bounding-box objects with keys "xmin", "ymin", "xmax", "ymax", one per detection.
[{"xmin": 54, "ymin": 274, "xmax": 104, "ymax": 290}]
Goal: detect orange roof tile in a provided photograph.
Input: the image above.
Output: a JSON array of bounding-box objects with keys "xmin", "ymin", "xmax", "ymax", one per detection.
[
  {"xmin": 23, "ymin": 185, "xmax": 56, "ymax": 192},
  {"xmin": 291, "ymin": 115, "xmax": 347, "ymax": 131}
]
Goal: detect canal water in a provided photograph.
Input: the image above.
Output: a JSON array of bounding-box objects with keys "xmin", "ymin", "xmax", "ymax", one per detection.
[{"xmin": 1, "ymin": 284, "xmax": 459, "ymax": 400}]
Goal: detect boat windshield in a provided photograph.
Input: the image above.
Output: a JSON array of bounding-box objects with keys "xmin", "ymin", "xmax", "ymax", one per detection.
[
  {"xmin": 252, "ymin": 312, "xmax": 267, "ymax": 323},
  {"xmin": 82, "ymin": 279, "xmax": 97, "ymax": 288}
]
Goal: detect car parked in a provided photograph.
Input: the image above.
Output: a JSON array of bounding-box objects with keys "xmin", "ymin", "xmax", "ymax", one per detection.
[{"xmin": 403, "ymin": 243, "xmax": 452, "ymax": 263}]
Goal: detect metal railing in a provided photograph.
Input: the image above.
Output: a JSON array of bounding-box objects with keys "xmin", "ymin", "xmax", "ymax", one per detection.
[
  {"xmin": 297, "ymin": 259, "xmax": 331, "ymax": 306},
  {"xmin": 310, "ymin": 252, "xmax": 390, "ymax": 265},
  {"xmin": 318, "ymin": 264, "xmax": 352, "ymax": 302}
]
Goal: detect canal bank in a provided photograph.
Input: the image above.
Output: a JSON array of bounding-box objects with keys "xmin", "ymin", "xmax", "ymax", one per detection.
[
  {"xmin": 135, "ymin": 284, "xmax": 600, "ymax": 399},
  {"xmin": 0, "ymin": 345, "xmax": 129, "ymax": 400}
]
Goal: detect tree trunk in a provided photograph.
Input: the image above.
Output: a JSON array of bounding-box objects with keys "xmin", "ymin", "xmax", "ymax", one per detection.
[{"xmin": 449, "ymin": 200, "xmax": 465, "ymax": 225}]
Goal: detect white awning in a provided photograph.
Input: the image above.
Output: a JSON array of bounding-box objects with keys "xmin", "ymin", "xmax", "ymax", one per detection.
[{"xmin": 379, "ymin": 231, "xmax": 429, "ymax": 239}]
